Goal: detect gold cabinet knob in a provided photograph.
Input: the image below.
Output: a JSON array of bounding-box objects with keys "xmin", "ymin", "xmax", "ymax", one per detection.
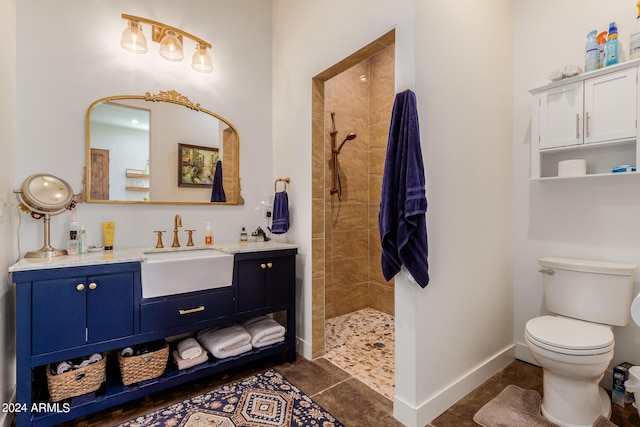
[
  {"xmin": 267, "ymin": 262, "xmax": 273, "ymax": 268},
  {"xmin": 89, "ymin": 283, "xmax": 97, "ymax": 290},
  {"xmin": 76, "ymin": 284, "xmax": 85, "ymax": 291},
  {"xmin": 260, "ymin": 263, "xmax": 267, "ymax": 269}
]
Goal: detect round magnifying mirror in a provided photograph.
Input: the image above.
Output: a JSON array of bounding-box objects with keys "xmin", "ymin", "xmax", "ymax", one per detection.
[{"xmin": 15, "ymin": 174, "xmax": 75, "ymax": 258}]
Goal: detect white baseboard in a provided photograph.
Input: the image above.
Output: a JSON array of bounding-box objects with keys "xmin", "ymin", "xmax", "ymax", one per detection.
[
  {"xmin": 393, "ymin": 344, "xmax": 516, "ymax": 427},
  {"xmin": 296, "ymin": 336, "xmax": 312, "ymax": 360}
]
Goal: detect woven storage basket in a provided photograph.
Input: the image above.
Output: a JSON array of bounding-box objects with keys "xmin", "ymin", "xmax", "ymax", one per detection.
[
  {"xmin": 46, "ymin": 356, "xmax": 106, "ymax": 402},
  {"xmin": 118, "ymin": 341, "xmax": 169, "ymax": 386}
]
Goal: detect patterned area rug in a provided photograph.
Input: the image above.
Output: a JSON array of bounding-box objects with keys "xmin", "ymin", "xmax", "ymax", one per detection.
[{"xmin": 118, "ymin": 369, "xmax": 344, "ymax": 427}]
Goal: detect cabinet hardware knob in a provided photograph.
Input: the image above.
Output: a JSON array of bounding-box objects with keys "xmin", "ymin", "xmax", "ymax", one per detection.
[
  {"xmin": 267, "ymin": 262, "xmax": 273, "ymax": 268},
  {"xmin": 179, "ymin": 306, "xmax": 205, "ymax": 315},
  {"xmin": 89, "ymin": 283, "xmax": 97, "ymax": 290},
  {"xmin": 76, "ymin": 284, "xmax": 85, "ymax": 291},
  {"xmin": 260, "ymin": 263, "xmax": 267, "ymax": 269}
]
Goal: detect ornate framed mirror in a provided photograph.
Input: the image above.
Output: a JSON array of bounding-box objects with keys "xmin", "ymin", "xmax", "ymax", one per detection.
[{"xmin": 84, "ymin": 90, "xmax": 242, "ymax": 205}]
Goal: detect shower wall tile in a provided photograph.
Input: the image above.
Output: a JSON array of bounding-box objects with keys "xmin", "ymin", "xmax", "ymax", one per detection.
[
  {"xmin": 332, "ymin": 230, "xmax": 368, "ymax": 260},
  {"xmin": 312, "ymin": 314, "xmax": 325, "ymax": 358},
  {"xmin": 333, "ymin": 256, "xmax": 369, "ymax": 289},
  {"xmin": 369, "ymin": 282, "xmax": 394, "ymax": 316},
  {"xmin": 312, "ymin": 238, "xmax": 325, "ymax": 279},
  {"xmin": 328, "ymin": 202, "xmax": 369, "ymax": 231},
  {"xmin": 333, "ymin": 283, "xmax": 369, "ymax": 317},
  {"xmin": 312, "ymin": 198, "xmax": 324, "ymax": 238},
  {"xmin": 312, "ymin": 78, "xmax": 325, "ymax": 121}
]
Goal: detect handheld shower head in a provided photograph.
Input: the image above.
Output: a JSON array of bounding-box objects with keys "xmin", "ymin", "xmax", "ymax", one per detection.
[{"xmin": 337, "ymin": 133, "xmax": 357, "ymax": 152}]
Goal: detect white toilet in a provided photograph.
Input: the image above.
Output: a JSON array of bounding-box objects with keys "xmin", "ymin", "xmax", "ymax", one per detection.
[{"xmin": 524, "ymin": 257, "xmax": 637, "ymax": 427}]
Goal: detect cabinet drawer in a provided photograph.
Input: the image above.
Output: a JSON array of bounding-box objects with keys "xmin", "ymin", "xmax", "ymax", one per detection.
[{"xmin": 140, "ymin": 288, "xmax": 234, "ymax": 333}]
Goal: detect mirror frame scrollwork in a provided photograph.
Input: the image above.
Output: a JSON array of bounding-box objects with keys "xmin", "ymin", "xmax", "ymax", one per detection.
[{"xmin": 83, "ymin": 90, "xmax": 243, "ymax": 205}]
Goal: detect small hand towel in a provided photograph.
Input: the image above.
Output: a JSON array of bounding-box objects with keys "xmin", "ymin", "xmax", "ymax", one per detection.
[
  {"xmin": 172, "ymin": 349, "xmax": 209, "ymax": 370},
  {"xmin": 210, "ymin": 160, "xmax": 226, "ymax": 202},
  {"xmin": 271, "ymin": 191, "xmax": 289, "ymax": 234},
  {"xmin": 196, "ymin": 324, "xmax": 252, "ymax": 359},
  {"xmin": 176, "ymin": 337, "xmax": 203, "ymax": 360},
  {"xmin": 239, "ymin": 316, "xmax": 286, "ymax": 348}
]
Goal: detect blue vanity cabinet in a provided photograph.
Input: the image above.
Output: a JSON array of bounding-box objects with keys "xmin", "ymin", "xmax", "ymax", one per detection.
[{"xmin": 236, "ymin": 249, "xmax": 295, "ymax": 312}]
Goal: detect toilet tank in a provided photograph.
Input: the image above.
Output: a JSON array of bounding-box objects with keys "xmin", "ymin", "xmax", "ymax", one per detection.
[{"xmin": 539, "ymin": 257, "xmax": 637, "ymax": 326}]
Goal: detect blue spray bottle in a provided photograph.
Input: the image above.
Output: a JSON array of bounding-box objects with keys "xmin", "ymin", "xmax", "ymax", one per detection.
[
  {"xmin": 605, "ymin": 22, "xmax": 620, "ymax": 66},
  {"xmin": 585, "ymin": 30, "xmax": 599, "ymax": 72}
]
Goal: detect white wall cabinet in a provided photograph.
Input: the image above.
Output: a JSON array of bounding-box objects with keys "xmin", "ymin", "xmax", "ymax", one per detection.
[{"xmin": 531, "ymin": 61, "xmax": 640, "ymax": 179}]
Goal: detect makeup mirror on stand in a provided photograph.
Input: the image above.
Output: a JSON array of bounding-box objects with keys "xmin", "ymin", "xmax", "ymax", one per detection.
[{"xmin": 14, "ymin": 174, "xmax": 76, "ymax": 258}]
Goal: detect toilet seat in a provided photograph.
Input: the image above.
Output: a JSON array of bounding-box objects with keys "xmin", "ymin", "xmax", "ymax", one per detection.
[{"xmin": 525, "ymin": 315, "xmax": 614, "ymax": 356}]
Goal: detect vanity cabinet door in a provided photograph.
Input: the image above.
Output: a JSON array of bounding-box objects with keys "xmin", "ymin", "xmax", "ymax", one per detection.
[
  {"xmin": 86, "ymin": 272, "xmax": 134, "ymax": 343},
  {"xmin": 32, "ymin": 276, "xmax": 87, "ymax": 354},
  {"xmin": 236, "ymin": 252, "xmax": 293, "ymax": 313},
  {"xmin": 31, "ymin": 272, "xmax": 134, "ymax": 355}
]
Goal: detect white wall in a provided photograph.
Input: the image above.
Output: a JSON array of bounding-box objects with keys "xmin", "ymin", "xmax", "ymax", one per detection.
[
  {"xmin": 0, "ymin": 1, "xmax": 17, "ymax": 425},
  {"xmin": 513, "ymin": 0, "xmax": 640, "ymax": 373},
  {"xmin": 273, "ymin": 1, "xmax": 515, "ymax": 426},
  {"xmin": 14, "ymin": 0, "xmax": 274, "ymax": 255}
]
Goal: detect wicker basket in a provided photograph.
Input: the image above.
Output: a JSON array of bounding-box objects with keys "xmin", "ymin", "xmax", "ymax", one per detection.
[
  {"xmin": 46, "ymin": 356, "xmax": 106, "ymax": 402},
  {"xmin": 118, "ymin": 341, "xmax": 169, "ymax": 386}
]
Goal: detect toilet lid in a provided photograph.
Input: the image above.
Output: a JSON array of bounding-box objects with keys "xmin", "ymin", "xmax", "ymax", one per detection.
[{"xmin": 525, "ymin": 315, "xmax": 614, "ymax": 353}]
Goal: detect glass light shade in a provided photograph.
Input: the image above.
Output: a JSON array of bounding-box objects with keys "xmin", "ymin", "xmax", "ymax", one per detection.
[
  {"xmin": 191, "ymin": 44, "xmax": 213, "ymax": 73},
  {"xmin": 120, "ymin": 20, "xmax": 148, "ymax": 54},
  {"xmin": 159, "ymin": 30, "xmax": 184, "ymax": 61}
]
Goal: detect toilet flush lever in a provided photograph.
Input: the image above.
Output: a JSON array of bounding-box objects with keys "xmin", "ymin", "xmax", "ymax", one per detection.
[{"xmin": 539, "ymin": 268, "xmax": 555, "ymax": 275}]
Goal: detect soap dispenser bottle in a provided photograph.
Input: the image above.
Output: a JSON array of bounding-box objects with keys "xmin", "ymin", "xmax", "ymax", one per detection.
[
  {"xmin": 204, "ymin": 221, "xmax": 214, "ymax": 246},
  {"xmin": 605, "ymin": 22, "xmax": 620, "ymax": 66}
]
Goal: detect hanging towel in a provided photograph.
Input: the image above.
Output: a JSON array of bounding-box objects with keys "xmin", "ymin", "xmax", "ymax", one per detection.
[
  {"xmin": 271, "ymin": 191, "xmax": 289, "ymax": 234},
  {"xmin": 210, "ymin": 160, "xmax": 226, "ymax": 202},
  {"xmin": 378, "ymin": 89, "xmax": 429, "ymax": 288}
]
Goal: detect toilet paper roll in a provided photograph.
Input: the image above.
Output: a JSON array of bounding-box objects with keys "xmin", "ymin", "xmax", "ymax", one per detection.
[
  {"xmin": 89, "ymin": 353, "xmax": 103, "ymax": 363},
  {"xmin": 121, "ymin": 347, "xmax": 133, "ymax": 357},
  {"xmin": 558, "ymin": 159, "xmax": 586, "ymax": 177}
]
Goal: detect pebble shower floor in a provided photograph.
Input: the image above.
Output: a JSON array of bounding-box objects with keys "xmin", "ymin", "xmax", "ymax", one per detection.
[{"xmin": 324, "ymin": 307, "xmax": 395, "ymax": 399}]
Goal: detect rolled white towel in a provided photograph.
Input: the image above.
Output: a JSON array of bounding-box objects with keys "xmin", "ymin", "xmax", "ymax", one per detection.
[
  {"xmin": 197, "ymin": 324, "xmax": 252, "ymax": 359},
  {"xmin": 177, "ymin": 337, "xmax": 203, "ymax": 360},
  {"xmin": 239, "ymin": 316, "xmax": 286, "ymax": 348}
]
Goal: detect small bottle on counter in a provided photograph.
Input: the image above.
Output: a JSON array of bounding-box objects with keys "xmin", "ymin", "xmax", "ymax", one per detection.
[
  {"xmin": 204, "ymin": 221, "xmax": 214, "ymax": 246},
  {"xmin": 240, "ymin": 227, "xmax": 248, "ymax": 242},
  {"xmin": 77, "ymin": 226, "xmax": 87, "ymax": 254}
]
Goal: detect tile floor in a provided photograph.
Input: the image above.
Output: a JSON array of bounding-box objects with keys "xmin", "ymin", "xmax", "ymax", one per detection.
[
  {"xmin": 325, "ymin": 307, "xmax": 395, "ymax": 399},
  {"xmin": 53, "ymin": 307, "xmax": 640, "ymax": 426}
]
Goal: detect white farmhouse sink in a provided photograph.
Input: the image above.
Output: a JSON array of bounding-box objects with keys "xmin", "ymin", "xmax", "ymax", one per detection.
[{"xmin": 141, "ymin": 249, "xmax": 234, "ymax": 298}]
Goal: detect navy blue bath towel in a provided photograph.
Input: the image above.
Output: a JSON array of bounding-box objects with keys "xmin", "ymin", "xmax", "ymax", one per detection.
[
  {"xmin": 271, "ymin": 191, "xmax": 289, "ymax": 234},
  {"xmin": 210, "ymin": 160, "xmax": 226, "ymax": 202},
  {"xmin": 378, "ymin": 89, "xmax": 429, "ymax": 288}
]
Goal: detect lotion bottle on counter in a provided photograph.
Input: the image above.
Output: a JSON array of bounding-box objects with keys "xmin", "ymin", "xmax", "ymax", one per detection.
[{"xmin": 204, "ymin": 221, "xmax": 214, "ymax": 246}]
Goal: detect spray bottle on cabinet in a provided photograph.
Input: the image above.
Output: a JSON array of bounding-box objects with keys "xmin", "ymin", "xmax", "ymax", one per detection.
[
  {"xmin": 597, "ymin": 31, "xmax": 608, "ymax": 69},
  {"xmin": 585, "ymin": 30, "xmax": 599, "ymax": 72},
  {"xmin": 605, "ymin": 22, "xmax": 620, "ymax": 66},
  {"xmin": 630, "ymin": 1, "xmax": 640, "ymax": 60}
]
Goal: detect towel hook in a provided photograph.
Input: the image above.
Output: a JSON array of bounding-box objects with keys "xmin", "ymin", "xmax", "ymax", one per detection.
[{"xmin": 274, "ymin": 177, "xmax": 290, "ymax": 193}]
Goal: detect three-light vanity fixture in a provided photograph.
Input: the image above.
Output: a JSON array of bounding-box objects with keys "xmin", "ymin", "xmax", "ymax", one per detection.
[{"xmin": 120, "ymin": 13, "xmax": 213, "ymax": 74}]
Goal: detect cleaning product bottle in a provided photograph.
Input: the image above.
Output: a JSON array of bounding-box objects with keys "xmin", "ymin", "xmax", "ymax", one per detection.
[
  {"xmin": 597, "ymin": 31, "xmax": 608, "ymax": 69},
  {"xmin": 630, "ymin": 1, "xmax": 640, "ymax": 60},
  {"xmin": 204, "ymin": 221, "xmax": 214, "ymax": 246},
  {"xmin": 605, "ymin": 22, "xmax": 620, "ymax": 67},
  {"xmin": 585, "ymin": 30, "xmax": 599, "ymax": 72}
]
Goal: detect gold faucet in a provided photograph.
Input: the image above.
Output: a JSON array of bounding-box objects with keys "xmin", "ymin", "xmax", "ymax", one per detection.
[{"xmin": 172, "ymin": 214, "xmax": 183, "ymax": 247}]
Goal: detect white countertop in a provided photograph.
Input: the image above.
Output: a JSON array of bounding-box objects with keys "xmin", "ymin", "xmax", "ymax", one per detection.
[{"xmin": 9, "ymin": 241, "xmax": 298, "ymax": 273}]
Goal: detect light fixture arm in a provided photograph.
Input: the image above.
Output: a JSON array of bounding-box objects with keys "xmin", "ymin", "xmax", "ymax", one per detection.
[{"xmin": 121, "ymin": 14, "xmax": 211, "ymax": 49}]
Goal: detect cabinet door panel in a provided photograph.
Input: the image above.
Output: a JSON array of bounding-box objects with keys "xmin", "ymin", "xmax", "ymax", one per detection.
[
  {"xmin": 237, "ymin": 260, "xmax": 267, "ymax": 312},
  {"xmin": 266, "ymin": 257, "xmax": 291, "ymax": 307},
  {"xmin": 539, "ymin": 82, "xmax": 583, "ymax": 149},
  {"xmin": 584, "ymin": 67, "xmax": 638, "ymax": 144},
  {"xmin": 86, "ymin": 272, "xmax": 134, "ymax": 343},
  {"xmin": 32, "ymin": 277, "xmax": 87, "ymax": 354}
]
